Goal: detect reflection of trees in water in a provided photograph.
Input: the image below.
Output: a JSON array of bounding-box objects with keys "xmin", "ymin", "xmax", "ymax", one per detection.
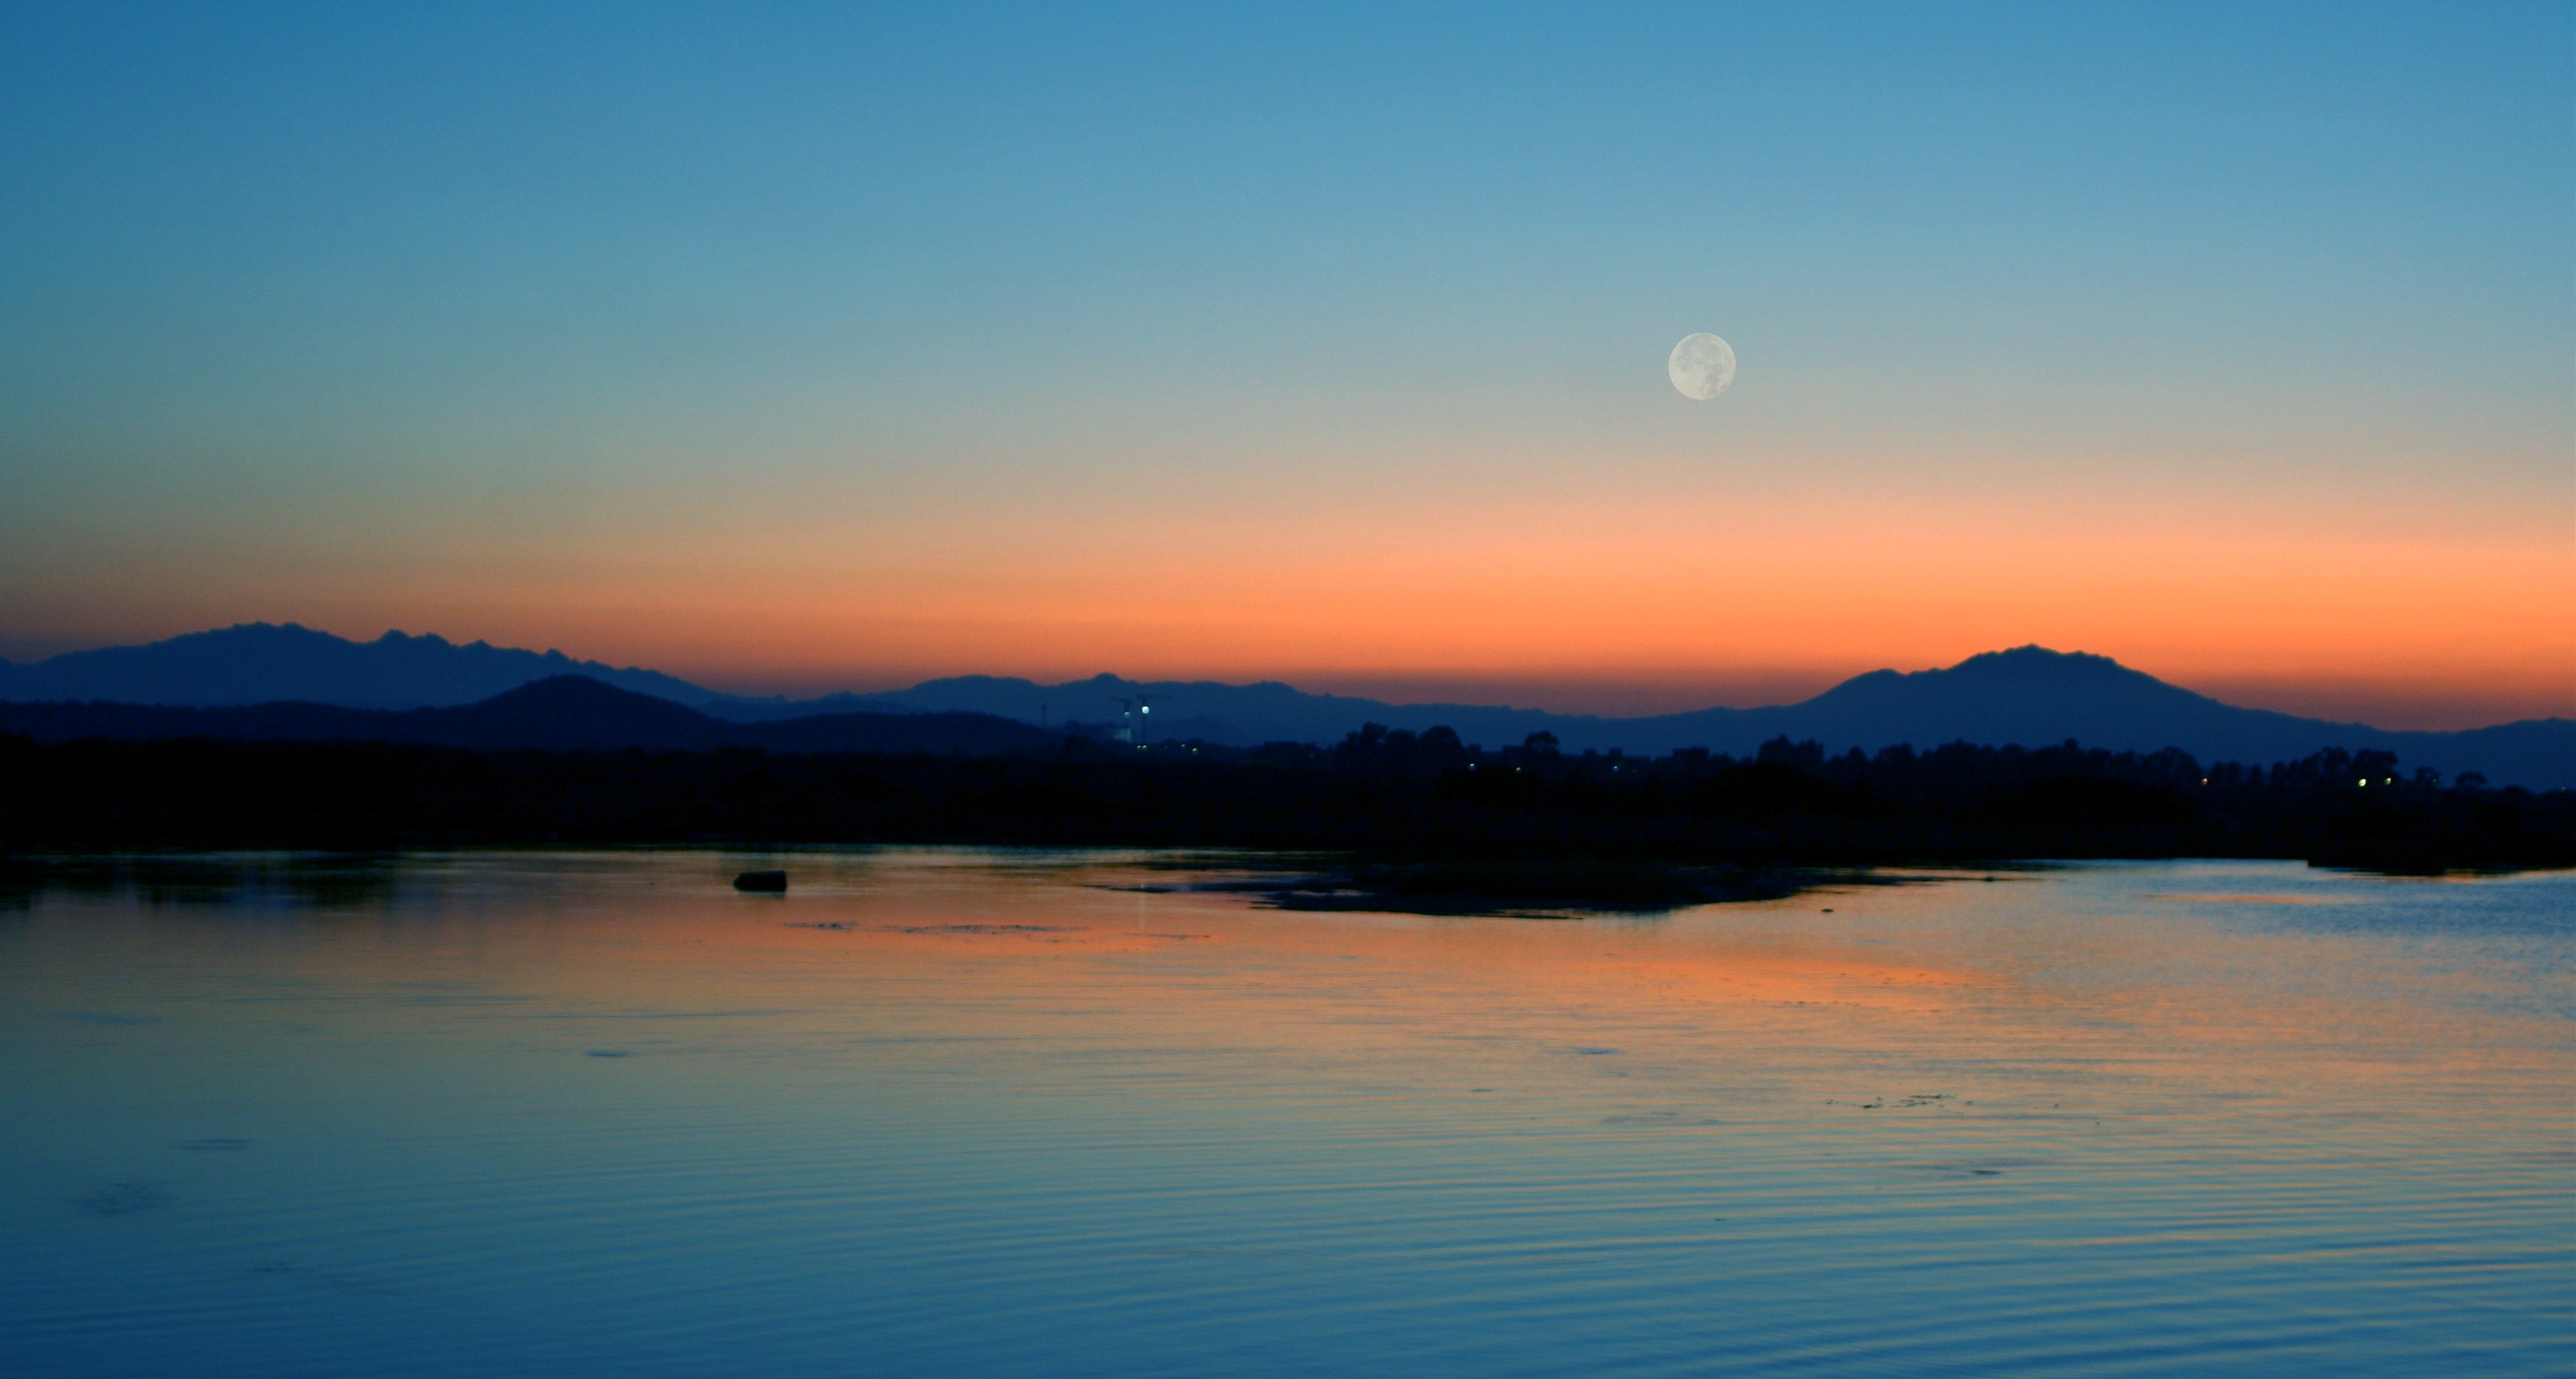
[{"xmin": 5, "ymin": 854, "xmax": 408, "ymax": 910}]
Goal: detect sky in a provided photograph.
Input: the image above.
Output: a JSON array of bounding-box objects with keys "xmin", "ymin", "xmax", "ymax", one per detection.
[{"xmin": 2, "ymin": 2, "xmax": 2569, "ymax": 727}]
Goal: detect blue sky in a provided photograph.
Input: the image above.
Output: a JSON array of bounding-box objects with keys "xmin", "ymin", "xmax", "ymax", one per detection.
[{"xmin": 2, "ymin": 3, "xmax": 2568, "ymax": 721}]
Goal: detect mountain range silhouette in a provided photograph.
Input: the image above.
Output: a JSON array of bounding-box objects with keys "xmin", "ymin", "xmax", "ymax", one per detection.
[
  {"xmin": 0, "ymin": 675, "xmax": 1059, "ymax": 755},
  {"xmin": 2, "ymin": 623, "xmax": 2568, "ymax": 788}
]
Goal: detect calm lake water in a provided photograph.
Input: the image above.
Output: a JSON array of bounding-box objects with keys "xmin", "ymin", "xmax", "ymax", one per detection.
[{"xmin": 4, "ymin": 851, "xmax": 2571, "ymax": 1377}]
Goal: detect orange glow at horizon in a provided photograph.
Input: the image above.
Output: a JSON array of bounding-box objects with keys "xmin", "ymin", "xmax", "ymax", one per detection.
[
  {"xmin": 12, "ymin": 473, "xmax": 2569, "ymax": 728},
  {"xmin": 5, "ymin": 3, "xmax": 2570, "ymax": 739}
]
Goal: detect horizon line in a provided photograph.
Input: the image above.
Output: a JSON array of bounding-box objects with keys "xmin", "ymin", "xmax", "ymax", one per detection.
[{"xmin": 3, "ymin": 619, "xmax": 2570, "ymax": 736}]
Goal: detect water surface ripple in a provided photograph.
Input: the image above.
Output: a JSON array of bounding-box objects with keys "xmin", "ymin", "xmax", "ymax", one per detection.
[{"xmin": 4, "ymin": 851, "xmax": 2570, "ymax": 1376}]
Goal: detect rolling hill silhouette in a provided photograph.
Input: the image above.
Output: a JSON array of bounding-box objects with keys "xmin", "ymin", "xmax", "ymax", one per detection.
[
  {"xmin": 4, "ymin": 625, "xmax": 2568, "ymax": 787},
  {"xmin": 0, "ymin": 676, "xmax": 1060, "ymax": 754},
  {"xmin": 0, "ymin": 623, "xmax": 724, "ymax": 709},
  {"xmin": 835, "ymin": 649, "xmax": 2574, "ymax": 788}
]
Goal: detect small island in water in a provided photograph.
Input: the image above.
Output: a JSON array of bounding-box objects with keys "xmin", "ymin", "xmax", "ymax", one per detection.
[{"xmin": 6, "ymin": 711, "xmax": 2565, "ymax": 914}]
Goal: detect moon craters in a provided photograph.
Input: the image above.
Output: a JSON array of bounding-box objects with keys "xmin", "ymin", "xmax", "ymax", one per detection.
[{"xmin": 1669, "ymin": 333, "xmax": 1736, "ymax": 400}]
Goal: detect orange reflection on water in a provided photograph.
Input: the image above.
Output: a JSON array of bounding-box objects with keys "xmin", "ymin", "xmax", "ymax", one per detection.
[
  {"xmin": 107, "ymin": 851, "xmax": 2522, "ymax": 1136},
  {"xmin": 7, "ymin": 849, "xmax": 2573, "ymax": 1378}
]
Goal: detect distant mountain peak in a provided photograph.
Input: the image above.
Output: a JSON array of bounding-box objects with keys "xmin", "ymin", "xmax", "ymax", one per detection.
[
  {"xmin": 1944, "ymin": 645, "xmax": 2126, "ymax": 674},
  {"xmin": 484, "ymin": 673, "xmax": 670, "ymax": 706},
  {"xmin": 209, "ymin": 620, "xmax": 326, "ymax": 640},
  {"xmin": 0, "ymin": 622, "xmax": 722, "ymax": 711},
  {"xmin": 2, "ymin": 624, "xmax": 2565, "ymax": 787},
  {"xmin": 1848, "ymin": 646, "xmax": 2195, "ymax": 697}
]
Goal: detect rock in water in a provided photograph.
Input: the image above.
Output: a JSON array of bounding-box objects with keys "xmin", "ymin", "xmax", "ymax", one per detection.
[{"xmin": 733, "ymin": 869, "xmax": 788, "ymax": 893}]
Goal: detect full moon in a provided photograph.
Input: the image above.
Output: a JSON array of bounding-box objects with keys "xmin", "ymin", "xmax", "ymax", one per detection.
[{"xmin": 1668, "ymin": 333, "xmax": 1736, "ymax": 400}]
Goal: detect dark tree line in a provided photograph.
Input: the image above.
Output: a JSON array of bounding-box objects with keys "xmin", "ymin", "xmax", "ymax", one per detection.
[{"xmin": 1, "ymin": 727, "xmax": 2566, "ymax": 872}]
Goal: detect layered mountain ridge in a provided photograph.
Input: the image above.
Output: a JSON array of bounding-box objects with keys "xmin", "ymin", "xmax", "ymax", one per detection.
[
  {"xmin": 0, "ymin": 675, "xmax": 1058, "ymax": 756},
  {"xmin": 2, "ymin": 624, "xmax": 2568, "ymax": 788}
]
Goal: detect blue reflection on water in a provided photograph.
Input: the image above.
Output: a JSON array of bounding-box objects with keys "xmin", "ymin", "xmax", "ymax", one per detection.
[{"xmin": 3, "ymin": 851, "xmax": 2570, "ymax": 1377}]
